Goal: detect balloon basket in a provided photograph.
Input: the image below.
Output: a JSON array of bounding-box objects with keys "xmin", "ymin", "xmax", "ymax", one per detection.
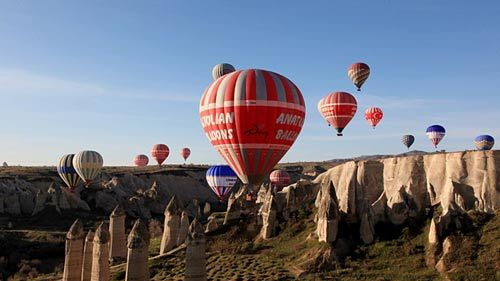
[{"xmin": 337, "ymin": 133, "xmax": 343, "ymax": 136}]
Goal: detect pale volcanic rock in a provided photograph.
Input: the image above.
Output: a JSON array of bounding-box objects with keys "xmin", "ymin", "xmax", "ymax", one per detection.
[
  {"xmin": 223, "ymin": 192, "xmax": 241, "ymax": 225},
  {"xmin": 62, "ymin": 219, "xmax": 85, "ymax": 281},
  {"xmin": 184, "ymin": 219, "xmax": 207, "ymax": 281},
  {"xmin": 31, "ymin": 189, "xmax": 48, "ymax": 215},
  {"xmin": 160, "ymin": 195, "xmax": 182, "ymax": 254},
  {"xmin": 81, "ymin": 230, "xmax": 95, "ymax": 281},
  {"xmin": 435, "ymin": 236, "xmax": 455, "ymax": 273},
  {"xmin": 109, "ymin": 205, "xmax": 127, "ymax": 261},
  {"xmin": 177, "ymin": 211, "xmax": 190, "ymax": 246},
  {"xmin": 204, "ymin": 217, "xmax": 219, "ymax": 233},
  {"xmin": 261, "ymin": 194, "xmax": 278, "ymax": 239},
  {"xmin": 316, "ymin": 182, "xmax": 340, "ymax": 243},
  {"xmin": 202, "ymin": 202, "xmax": 211, "ymax": 218},
  {"xmin": 91, "ymin": 222, "xmax": 111, "ymax": 281},
  {"xmin": 125, "ymin": 219, "xmax": 150, "ymax": 281}
]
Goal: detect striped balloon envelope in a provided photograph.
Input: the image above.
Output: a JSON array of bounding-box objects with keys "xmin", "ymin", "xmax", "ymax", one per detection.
[
  {"xmin": 199, "ymin": 69, "xmax": 306, "ymax": 187},
  {"xmin": 151, "ymin": 144, "xmax": 169, "ymax": 166},
  {"xmin": 181, "ymin": 147, "xmax": 191, "ymax": 161},
  {"xmin": 475, "ymin": 135, "xmax": 494, "ymax": 150},
  {"xmin": 402, "ymin": 135, "xmax": 415, "ymax": 149},
  {"xmin": 133, "ymin": 154, "xmax": 149, "ymax": 166},
  {"xmin": 212, "ymin": 63, "xmax": 236, "ymax": 80},
  {"xmin": 365, "ymin": 107, "xmax": 383, "ymax": 128},
  {"xmin": 206, "ymin": 165, "xmax": 238, "ymax": 200},
  {"xmin": 348, "ymin": 62, "xmax": 370, "ymax": 91},
  {"xmin": 269, "ymin": 169, "xmax": 290, "ymax": 189},
  {"xmin": 426, "ymin": 125, "xmax": 446, "ymax": 148},
  {"xmin": 57, "ymin": 154, "xmax": 82, "ymax": 191},
  {"xmin": 73, "ymin": 150, "xmax": 103, "ymax": 187},
  {"xmin": 319, "ymin": 92, "xmax": 357, "ymax": 136},
  {"xmin": 317, "ymin": 97, "xmax": 329, "ymax": 126}
]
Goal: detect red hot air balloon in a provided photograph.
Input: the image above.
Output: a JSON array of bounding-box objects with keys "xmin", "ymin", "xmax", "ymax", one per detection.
[
  {"xmin": 151, "ymin": 144, "xmax": 169, "ymax": 166},
  {"xmin": 348, "ymin": 62, "xmax": 370, "ymax": 91},
  {"xmin": 269, "ymin": 169, "xmax": 290, "ymax": 192},
  {"xmin": 199, "ymin": 69, "xmax": 306, "ymax": 188},
  {"xmin": 319, "ymin": 92, "xmax": 357, "ymax": 136},
  {"xmin": 181, "ymin": 147, "xmax": 191, "ymax": 161},
  {"xmin": 133, "ymin": 154, "xmax": 149, "ymax": 166},
  {"xmin": 365, "ymin": 107, "xmax": 383, "ymax": 128}
]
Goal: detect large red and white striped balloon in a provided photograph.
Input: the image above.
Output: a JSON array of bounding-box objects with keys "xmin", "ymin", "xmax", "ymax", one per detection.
[
  {"xmin": 133, "ymin": 154, "xmax": 149, "ymax": 167},
  {"xmin": 181, "ymin": 147, "xmax": 191, "ymax": 161},
  {"xmin": 319, "ymin": 92, "xmax": 357, "ymax": 136},
  {"xmin": 364, "ymin": 107, "xmax": 383, "ymax": 128},
  {"xmin": 151, "ymin": 144, "xmax": 169, "ymax": 165},
  {"xmin": 199, "ymin": 69, "xmax": 306, "ymax": 187}
]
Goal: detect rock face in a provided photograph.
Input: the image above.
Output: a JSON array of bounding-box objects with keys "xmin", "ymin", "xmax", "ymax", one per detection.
[
  {"xmin": 91, "ymin": 222, "xmax": 110, "ymax": 281},
  {"xmin": 160, "ymin": 196, "xmax": 182, "ymax": 254},
  {"xmin": 109, "ymin": 205, "xmax": 127, "ymax": 261},
  {"xmin": 81, "ymin": 230, "xmax": 94, "ymax": 281},
  {"xmin": 184, "ymin": 219, "xmax": 206, "ymax": 281},
  {"xmin": 125, "ymin": 219, "xmax": 150, "ymax": 281},
  {"xmin": 204, "ymin": 217, "xmax": 219, "ymax": 233},
  {"xmin": 261, "ymin": 194, "xmax": 278, "ymax": 239},
  {"xmin": 177, "ymin": 211, "xmax": 190, "ymax": 246},
  {"xmin": 62, "ymin": 219, "xmax": 85, "ymax": 281},
  {"xmin": 316, "ymin": 182, "xmax": 340, "ymax": 243}
]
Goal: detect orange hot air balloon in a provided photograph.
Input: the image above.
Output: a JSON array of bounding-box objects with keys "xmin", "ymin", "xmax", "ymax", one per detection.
[
  {"xmin": 181, "ymin": 147, "xmax": 191, "ymax": 161},
  {"xmin": 199, "ymin": 69, "xmax": 306, "ymax": 187},
  {"xmin": 348, "ymin": 62, "xmax": 370, "ymax": 91},
  {"xmin": 133, "ymin": 154, "xmax": 149, "ymax": 166},
  {"xmin": 151, "ymin": 144, "xmax": 169, "ymax": 166},
  {"xmin": 319, "ymin": 92, "xmax": 357, "ymax": 136},
  {"xmin": 365, "ymin": 107, "xmax": 383, "ymax": 128}
]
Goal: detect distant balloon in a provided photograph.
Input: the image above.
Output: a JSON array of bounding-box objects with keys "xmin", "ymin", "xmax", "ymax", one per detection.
[
  {"xmin": 319, "ymin": 92, "xmax": 357, "ymax": 136},
  {"xmin": 348, "ymin": 62, "xmax": 370, "ymax": 91},
  {"xmin": 151, "ymin": 144, "xmax": 169, "ymax": 166},
  {"xmin": 426, "ymin": 125, "xmax": 446, "ymax": 148},
  {"xmin": 73, "ymin": 150, "xmax": 103, "ymax": 187},
  {"xmin": 212, "ymin": 63, "xmax": 235, "ymax": 80},
  {"xmin": 317, "ymin": 97, "xmax": 329, "ymax": 126},
  {"xmin": 206, "ymin": 165, "xmax": 238, "ymax": 201},
  {"xmin": 181, "ymin": 147, "xmax": 191, "ymax": 161},
  {"xmin": 200, "ymin": 69, "xmax": 306, "ymax": 187},
  {"xmin": 475, "ymin": 135, "xmax": 494, "ymax": 150},
  {"xmin": 365, "ymin": 107, "xmax": 383, "ymax": 128},
  {"xmin": 133, "ymin": 154, "xmax": 149, "ymax": 166},
  {"xmin": 57, "ymin": 154, "xmax": 82, "ymax": 191},
  {"xmin": 402, "ymin": 135, "xmax": 415, "ymax": 149},
  {"xmin": 269, "ymin": 169, "xmax": 290, "ymax": 190}
]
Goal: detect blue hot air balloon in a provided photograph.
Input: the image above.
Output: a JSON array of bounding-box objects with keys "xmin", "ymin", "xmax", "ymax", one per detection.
[
  {"xmin": 402, "ymin": 135, "xmax": 415, "ymax": 149},
  {"xmin": 426, "ymin": 125, "xmax": 446, "ymax": 148},
  {"xmin": 57, "ymin": 154, "xmax": 82, "ymax": 192},
  {"xmin": 206, "ymin": 165, "xmax": 238, "ymax": 201},
  {"xmin": 475, "ymin": 135, "xmax": 494, "ymax": 150}
]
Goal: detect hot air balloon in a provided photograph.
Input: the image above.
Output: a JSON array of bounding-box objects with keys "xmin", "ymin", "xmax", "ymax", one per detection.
[
  {"xmin": 426, "ymin": 125, "xmax": 446, "ymax": 148},
  {"xmin": 181, "ymin": 147, "xmax": 191, "ymax": 162},
  {"xmin": 365, "ymin": 107, "xmax": 383, "ymax": 128},
  {"xmin": 475, "ymin": 135, "xmax": 494, "ymax": 150},
  {"xmin": 73, "ymin": 150, "xmax": 103, "ymax": 187},
  {"xmin": 348, "ymin": 62, "xmax": 370, "ymax": 91},
  {"xmin": 317, "ymin": 97, "xmax": 330, "ymax": 126},
  {"xmin": 212, "ymin": 63, "xmax": 236, "ymax": 80},
  {"xmin": 402, "ymin": 135, "xmax": 415, "ymax": 149},
  {"xmin": 269, "ymin": 169, "xmax": 290, "ymax": 192},
  {"xmin": 319, "ymin": 92, "xmax": 357, "ymax": 136},
  {"xmin": 133, "ymin": 154, "xmax": 149, "ymax": 166},
  {"xmin": 57, "ymin": 154, "xmax": 82, "ymax": 192},
  {"xmin": 151, "ymin": 144, "xmax": 169, "ymax": 166},
  {"xmin": 206, "ymin": 165, "xmax": 238, "ymax": 201},
  {"xmin": 199, "ymin": 69, "xmax": 306, "ymax": 188}
]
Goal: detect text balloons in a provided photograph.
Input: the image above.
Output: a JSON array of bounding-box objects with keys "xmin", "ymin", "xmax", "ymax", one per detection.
[
  {"xmin": 318, "ymin": 92, "xmax": 357, "ymax": 136},
  {"xmin": 73, "ymin": 150, "xmax": 103, "ymax": 187},
  {"xmin": 151, "ymin": 144, "xmax": 169, "ymax": 166},
  {"xmin": 57, "ymin": 154, "xmax": 82, "ymax": 191},
  {"xmin": 199, "ymin": 69, "xmax": 306, "ymax": 187},
  {"xmin": 134, "ymin": 154, "xmax": 149, "ymax": 166},
  {"xmin": 348, "ymin": 62, "xmax": 370, "ymax": 91},
  {"xmin": 206, "ymin": 165, "xmax": 238, "ymax": 201},
  {"xmin": 426, "ymin": 125, "xmax": 446, "ymax": 148},
  {"xmin": 475, "ymin": 135, "xmax": 494, "ymax": 150},
  {"xmin": 365, "ymin": 107, "xmax": 383, "ymax": 128}
]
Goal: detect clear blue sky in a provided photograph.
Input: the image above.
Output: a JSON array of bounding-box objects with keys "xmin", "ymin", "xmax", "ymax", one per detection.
[{"xmin": 1, "ymin": 1, "xmax": 499, "ymax": 166}]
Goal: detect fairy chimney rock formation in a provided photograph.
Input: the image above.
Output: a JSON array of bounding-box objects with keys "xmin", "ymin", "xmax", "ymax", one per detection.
[
  {"xmin": 184, "ymin": 219, "xmax": 207, "ymax": 281},
  {"xmin": 205, "ymin": 216, "xmax": 219, "ymax": 234},
  {"xmin": 160, "ymin": 195, "xmax": 182, "ymax": 254},
  {"xmin": 62, "ymin": 219, "xmax": 84, "ymax": 281},
  {"xmin": 81, "ymin": 230, "xmax": 94, "ymax": 281},
  {"xmin": 125, "ymin": 219, "xmax": 150, "ymax": 281},
  {"xmin": 261, "ymin": 195, "xmax": 278, "ymax": 239},
  {"xmin": 316, "ymin": 182, "xmax": 340, "ymax": 243},
  {"xmin": 109, "ymin": 205, "xmax": 127, "ymax": 261},
  {"xmin": 91, "ymin": 222, "xmax": 111, "ymax": 281},
  {"xmin": 177, "ymin": 211, "xmax": 190, "ymax": 246}
]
